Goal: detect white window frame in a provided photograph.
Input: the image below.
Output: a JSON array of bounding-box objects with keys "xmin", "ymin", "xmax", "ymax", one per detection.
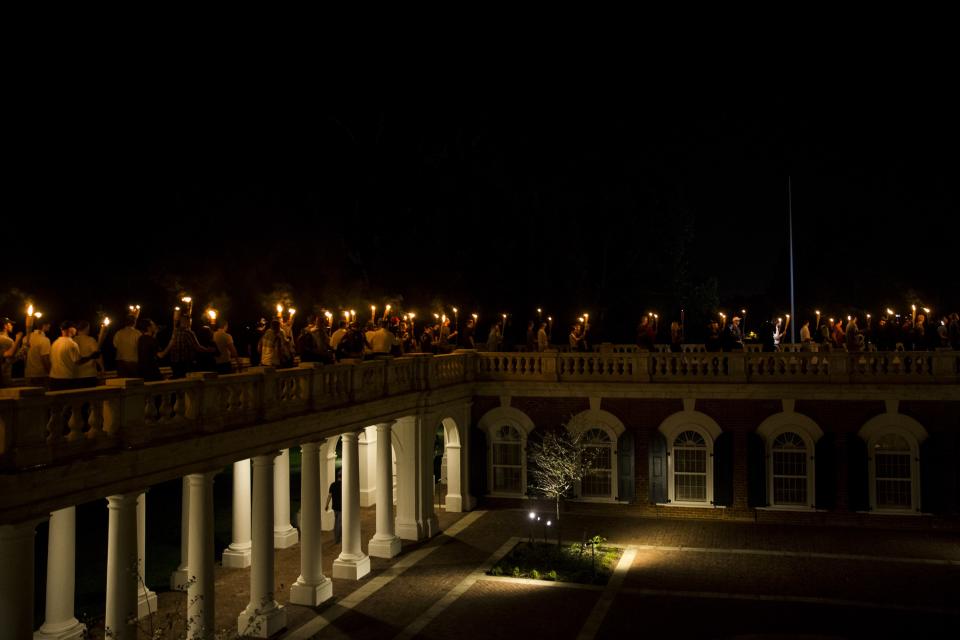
[
  {"xmin": 478, "ymin": 406, "xmax": 535, "ymax": 498},
  {"xmin": 671, "ymin": 430, "xmax": 710, "ymax": 504},
  {"xmin": 657, "ymin": 408, "xmax": 723, "ymax": 508},
  {"xmin": 756, "ymin": 410, "xmax": 823, "ymax": 511},
  {"xmin": 858, "ymin": 413, "xmax": 927, "ymax": 515},
  {"xmin": 580, "ymin": 428, "xmax": 614, "ymax": 499},
  {"xmin": 490, "ymin": 424, "xmax": 524, "ymax": 495},
  {"xmin": 566, "ymin": 408, "xmax": 625, "ymax": 503}
]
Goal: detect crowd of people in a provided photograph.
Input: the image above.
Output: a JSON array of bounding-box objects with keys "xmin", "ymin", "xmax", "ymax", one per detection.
[{"xmin": 2, "ymin": 304, "xmax": 959, "ymax": 388}]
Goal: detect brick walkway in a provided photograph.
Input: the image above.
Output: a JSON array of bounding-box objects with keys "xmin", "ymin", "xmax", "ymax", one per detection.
[{"xmin": 84, "ymin": 506, "xmax": 960, "ymax": 638}]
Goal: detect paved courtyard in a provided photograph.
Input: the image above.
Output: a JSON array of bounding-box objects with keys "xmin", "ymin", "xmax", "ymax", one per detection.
[{"xmin": 89, "ymin": 506, "xmax": 960, "ymax": 639}]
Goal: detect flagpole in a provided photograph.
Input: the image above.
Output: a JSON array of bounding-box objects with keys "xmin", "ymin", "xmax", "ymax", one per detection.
[{"xmin": 789, "ymin": 176, "xmax": 796, "ymax": 344}]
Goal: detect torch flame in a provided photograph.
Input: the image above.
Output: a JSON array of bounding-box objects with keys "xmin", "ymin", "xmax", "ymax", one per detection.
[{"xmin": 27, "ymin": 304, "xmax": 34, "ymax": 316}]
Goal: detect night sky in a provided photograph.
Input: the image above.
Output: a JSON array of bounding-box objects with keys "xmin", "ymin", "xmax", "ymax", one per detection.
[{"xmin": 7, "ymin": 80, "xmax": 958, "ymax": 343}]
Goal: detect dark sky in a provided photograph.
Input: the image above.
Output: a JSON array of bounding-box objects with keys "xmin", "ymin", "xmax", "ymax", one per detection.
[{"xmin": 7, "ymin": 80, "xmax": 958, "ymax": 342}]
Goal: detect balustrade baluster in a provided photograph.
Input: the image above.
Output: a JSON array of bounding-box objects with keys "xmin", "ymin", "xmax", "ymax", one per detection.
[
  {"xmin": 66, "ymin": 400, "xmax": 84, "ymax": 442},
  {"xmin": 88, "ymin": 399, "xmax": 104, "ymax": 439}
]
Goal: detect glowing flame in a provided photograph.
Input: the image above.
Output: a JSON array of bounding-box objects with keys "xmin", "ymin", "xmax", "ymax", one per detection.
[
  {"xmin": 103, "ymin": 317, "xmax": 111, "ymax": 326},
  {"xmin": 408, "ymin": 312, "xmax": 415, "ymax": 319},
  {"xmin": 34, "ymin": 312, "xmax": 43, "ymax": 319},
  {"xmin": 27, "ymin": 304, "xmax": 34, "ymax": 316},
  {"xmin": 207, "ymin": 309, "xmax": 217, "ymax": 321},
  {"xmin": 276, "ymin": 304, "xmax": 283, "ymax": 315},
  {"xmin": 182, "ymin": 297, "xmax": 192, "ymax": 304}
]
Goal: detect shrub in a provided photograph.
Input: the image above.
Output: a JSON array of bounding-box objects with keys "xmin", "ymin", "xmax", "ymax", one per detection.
[
  {"xmin": 489, "ymin": 566, "xmax": 503, "ymax": 576},
  {"xmin": 530, "ymin": 569, "xmax": 540, "ymax": 580},
  {"xmin": 545, "ymin": 570, "xmax": 558, "ymax": 581},
  {"xmin": 512, "ymin": 566, "xmax": 521, "ymax": 578}
]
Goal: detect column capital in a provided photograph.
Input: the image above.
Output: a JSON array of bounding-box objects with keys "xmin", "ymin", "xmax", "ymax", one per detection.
[{"xmin": 105, "ymin": 493, "xmax": 140, "ymax": 509}]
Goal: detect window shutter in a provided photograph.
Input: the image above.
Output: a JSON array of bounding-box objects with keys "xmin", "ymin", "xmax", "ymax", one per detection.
[
  {"xmin": 847, "ymin": 435, "xmax": 869, "ymax": 512},
  {"xmin": 618, "ymin": 432, "xmax": 635, "ymax": 502},
  {"xmin": 713, "ymin": 432, "xmax": 733, "ymax": 506},
  {"xmin": 471, "ymin": 426, "xmax": 487, "ymax": 497},
  {"xmin": 649, "ymin": 431, "xmax": 667, "ymax": 504},
  {"xmin": 815, "ymin": 433, "xmax": 836, "ymax": 510},
  {"xmin": 920, "ymin": 434, "xmax": 943, "ymax": 514},
  {"xmin": 747, "ymin": 432, "xmax": 767, "ymax": 508}
]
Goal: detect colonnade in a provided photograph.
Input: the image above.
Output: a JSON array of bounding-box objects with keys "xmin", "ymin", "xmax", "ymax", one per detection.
[{"xmin": 0, "ymin": 409, "xmax": 470, "ymax": 639}]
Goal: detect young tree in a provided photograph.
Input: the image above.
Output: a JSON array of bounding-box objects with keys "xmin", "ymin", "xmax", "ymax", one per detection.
[{"xmin": 526, "ymin": 428, "xmax": 599, "ymax": 544}]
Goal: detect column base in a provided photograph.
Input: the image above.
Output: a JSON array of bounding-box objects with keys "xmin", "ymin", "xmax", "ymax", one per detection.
[
  {"xmin": 137, "ymin": 588, "xmax": 158, "ymax": 620},
  {"xmin": 273, "ymin": 526, "xmax": 299, "ymax": 549},
  {"xmin": 359, "ymin": 487, "xmax": 377, "ymax": 507},
  {"xmin": 34, "ymin": 619, "xmax": 86, "ymax": 640},
  {"xmin": 332, "ymin": 553, "xmax": 371, "ymax": 580},
  {"xmin": 289, "ymin": 576, "xmax": 333, "ymax": 606},
  {"xmin": 444, "ymin": 494, "xmax": 463, "ymax": 512},
  {"xmin": 396, "ymin": 515, "xmax": 441, "ymax": 541},
  {"xmin": 222, "ymin": 543, "xmax": 252, "ymax": 568},
  {"xmin": 170, "ymin": 567, "xmax": 189, "ymax": 591},
  {"xmin": 368, "ymin": 534, "xmax": 402, "ymax": 558},
  {"xmin": 237, "ymin": 603, "xmax": 286, "ymax": 638}
]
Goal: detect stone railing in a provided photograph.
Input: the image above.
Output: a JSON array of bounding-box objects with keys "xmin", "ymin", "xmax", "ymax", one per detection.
[
  {"xmin": 474, "ymin": 351, "xmax": 960, "ymax": 384},
  {"xmin": 2, "ymin": 350, "xmax": 957, "ymax": 473},
  {"xmin": 0, "ymin": 353, "xmax": 472, "ymax": 472}
]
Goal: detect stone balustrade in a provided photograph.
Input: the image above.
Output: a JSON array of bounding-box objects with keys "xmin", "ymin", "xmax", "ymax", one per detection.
[
  {"xmin": 0, "ymin": 353, "xmax": 472, "ymax": 474},
  {"xmin": 474, "ymin": 350, "xmax": 960, "ymax": 384},
  {"xmin": 1, "ymin": 349, "xmax": 957, "ymax": 476}
]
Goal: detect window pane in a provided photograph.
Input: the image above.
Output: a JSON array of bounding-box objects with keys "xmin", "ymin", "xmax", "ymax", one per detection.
[
  {"xmin": 675, "ymin": 473, "xmax": 706, "ymax": 501},
  {"xmin": 773, "ymin": 476, "xmax": 807, "ymax": 505},
  {"xmin": 773, "ymin": 451, "xmax": 807, "ymax": 477},
  {"xmin": 582, "ymin": 470, "xmax": 611, "ymax": 497},
  {"xmin": 493, "ymin": 467, "xmax": 521, "ymax": 493},
  {"xmin": 493, "ymin": 442, "xmax": 521, "ymax": 466},
  {"xmin": 675, "ymin": 448, "xmax": 706, "ymax": 474},
  {"xmin": 876, "ymin": 453, "xmax": 910, "ymax": 480}
]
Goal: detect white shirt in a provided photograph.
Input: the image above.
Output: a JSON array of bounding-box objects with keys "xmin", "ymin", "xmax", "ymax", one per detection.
[
  {"xmin": 50, "ymin": 336, "xmax": 81, "ymax": 380},
  {"xmin": 214, "ymin": 330, "xmax": 235, "ymax": 364},
  {"xmin": 25, "ymin": 330, "xmax": 52, "ymax": 378},
  {"xmin": 537, "ymin": 328, "xmax": 548, "ymax": 351},
  {"xmin": 75, "ymin": 334, "xmax": 99, "ymax": 378},
  {"xmin": 113, "ymin": 326, "xmax": 142, "ymax": 363},
  {"xmin": 370, "ymin": 328, "xmax": 396, "ymax": 354},
  {"xmin": 330, "ymin": 328, "xmax": 347, "ymax": 350}
]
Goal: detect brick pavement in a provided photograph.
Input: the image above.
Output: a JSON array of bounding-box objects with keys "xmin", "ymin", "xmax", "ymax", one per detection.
[{"xmin": 80, "ymin": 505, "xmax": 960, "ymax": 638}]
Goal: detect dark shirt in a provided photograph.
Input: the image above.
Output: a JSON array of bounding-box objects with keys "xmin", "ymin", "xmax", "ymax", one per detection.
[
  {"xmin": 328, "ymin": 481, "xmax": 342, "ymax": 511},
  {"xmin": 167, "ymin": 328, "xmax": 201, "ymax": 364},
  {"xmin": 137, "ymin": 334, "xmax": 163, "ymax": 381}
]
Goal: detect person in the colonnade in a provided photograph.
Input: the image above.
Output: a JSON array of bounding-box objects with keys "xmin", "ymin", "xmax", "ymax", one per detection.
[
  {"xmin": 0, "ymin": 317, "xmax": 24, "ymax": 387},
  {"xmin": 24, "ymin": 317, "xmax": 52, "ymax": 386},
  {"xmin": 74, "ymin": 321, "xmax": 102, "ymax": 388},
  {"xmin": 49, "ymin": 320, "xmax": 100, "ymax": 391},
  {"xmin": 537, "ymin": 322, "xmax": 548, "ymax": 351},
  {"xmin": 113, "ymin": 314, "xmax": 141, "ymax": 378},
  {"xmin": 325, "ymin": 468, "xmax": 343, "ymax": 545},
  {"xmin": 137, "ymin": 318, "xmax": 164, "ymax": 381}
]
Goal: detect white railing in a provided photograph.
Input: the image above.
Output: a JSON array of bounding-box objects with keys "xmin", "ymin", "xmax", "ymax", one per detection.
[
  {"xmin": 1, "ymin": 350, "xmax": 957, "ymax": 472},
  {"xmin": 474, "ymin": 351, "xmax": 960, "ymax": 384}
]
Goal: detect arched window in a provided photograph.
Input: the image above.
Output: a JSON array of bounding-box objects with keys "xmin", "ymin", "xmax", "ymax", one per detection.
[
  {"xmin": 771, "ymin": 432, "xmax": 808, "ymax": 506},
  {"xmin": 491, "ymin": 425, "xmax": 523, "ymax": 494},
  {"xmin": 673, "ymin": 431, "xmax": 708, "ymax": 503},
  {"xmin": 581, "ymin": 428, "xmax": 613, "ymax": 498},
  {"xmin": 874, "ymin": 433, "xmax": 912, "ymax": 509}
]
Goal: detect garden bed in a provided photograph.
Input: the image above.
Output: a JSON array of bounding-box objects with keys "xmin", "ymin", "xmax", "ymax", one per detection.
[{"xmin": 487, "ymin": 539, "xmax": 622, "ymax": 585}]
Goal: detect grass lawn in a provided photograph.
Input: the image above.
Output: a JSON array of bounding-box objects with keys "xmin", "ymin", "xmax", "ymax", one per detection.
[{"xmin": 488, "ymin": 540, "xmax": 621, "ymax": 585}]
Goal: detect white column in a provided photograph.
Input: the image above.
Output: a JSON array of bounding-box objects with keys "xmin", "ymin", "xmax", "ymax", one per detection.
[
  {"xmin": 223, "ymin": 459, "xmax": 252, "ymax": 568},
  {"xmin": 238, "ymin": 454, "xmax": 286, "ymax": 638},
  {"xmin": 444, "ymin": 442, "xmax": 463, "ymax": 512},
  {"xmin": 273, "ymin": 448, "xmax": 299, "ymax": 548},
  {"xmin": 320, "ymin": 438, "xmax": 337, "ymax": 531},
  {"xmin": 359, "ymin": 428, "xmax": 376, "ymax": 507},
  {"xmin": 105, "ymin": 493, "xmax": 139, "ymax": 640},
  {"xmin": 369, "ymin": 423, "xmax": 402, "ymax": 558},
  {"xmin": 333, "ymin": 431, "xmax": 371, "ymax": 580},
  {"xmin": 136, "ymin": 493, "xmax": 157, "ymax": 620},
  {"xmin": 290, "ymin": 441, "xmax": 332, "ymax": 606},
  {"xmin": 187, "ymin": 472, "xmax": 216, "ymax": 639},
  {"xmin": 35, "ymin": 507, "xmax": 85, "ymax": 640},
  {"xmin": 1, "ymin": 520, "xmax": 41, "ymax": 640},
  {"xmin": 395, "ymin": 414, "xmax": 440, "ymax": 541},
  {"xmin": 170, "ymin": 477, "xmax": 190, "ymax": 591}
]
